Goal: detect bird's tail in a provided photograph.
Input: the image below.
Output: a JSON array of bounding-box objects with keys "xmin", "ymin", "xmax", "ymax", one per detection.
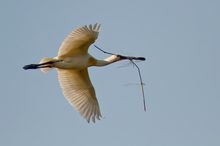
[{"xmin": 39, "ymin": 58, "xmax": 54, "ymax": 73}]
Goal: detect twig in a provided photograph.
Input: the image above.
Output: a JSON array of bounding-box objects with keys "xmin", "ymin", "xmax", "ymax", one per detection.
[
  {"xmin": 94, "ymin": 45, "xmax": 115, "ymax": 55},
  {"xmin": 129, "ymin": 59, "xmax": 147, "ymax": 111},
  {"xmin": 94, "ymin": 45, "xmax": 147, "ymax": 111}
]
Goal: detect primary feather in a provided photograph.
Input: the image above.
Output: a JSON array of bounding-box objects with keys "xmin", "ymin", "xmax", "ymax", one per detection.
[
  {"xmin": 58, "ymin": 23, "xmax": 101, "ymax": 58},
  {"xmin": 57, "ymin": 69, "xmax": 102, "ymax": 123}
]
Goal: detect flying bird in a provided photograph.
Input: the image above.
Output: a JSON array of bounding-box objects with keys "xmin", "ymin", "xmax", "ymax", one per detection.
[{"xmin": 23, "ymin": 24, "xmax": 145, "ymax": 123}]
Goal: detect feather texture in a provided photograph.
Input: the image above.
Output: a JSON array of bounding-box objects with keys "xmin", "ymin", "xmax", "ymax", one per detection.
[
  {"xmin": 58, "ymin": 23, "xmax": 101, "ymax": 59},
  {"xmin": 57, "ymin": 68, "xmax": 102, "ymax": 123}
]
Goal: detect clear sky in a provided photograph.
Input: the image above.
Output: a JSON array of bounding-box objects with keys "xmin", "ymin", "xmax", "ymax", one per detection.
[{"xmin": 0, "ymin": 0, "xmax": 219, "ymax": 146}]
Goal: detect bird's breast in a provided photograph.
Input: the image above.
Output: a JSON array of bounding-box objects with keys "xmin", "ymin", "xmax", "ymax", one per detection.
[{"xmin": 54, "ymin": 55, "xmax": 92, "ymax": 70}]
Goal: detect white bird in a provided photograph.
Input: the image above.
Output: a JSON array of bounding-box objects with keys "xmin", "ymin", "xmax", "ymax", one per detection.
[{"xmin": 23, "ymin": 24, "xmax": 145, "ymax": 123}]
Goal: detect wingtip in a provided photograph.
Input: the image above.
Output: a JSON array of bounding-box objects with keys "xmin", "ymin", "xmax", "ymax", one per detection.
[{"xmin": 93, "ymin": 23, "xmax": 101, "ymax": 31}]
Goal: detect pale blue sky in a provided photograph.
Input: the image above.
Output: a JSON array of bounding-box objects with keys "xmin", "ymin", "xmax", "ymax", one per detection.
[{"xmin": 0, "ymin": 0, "xmax": 219, "ymax": 146}]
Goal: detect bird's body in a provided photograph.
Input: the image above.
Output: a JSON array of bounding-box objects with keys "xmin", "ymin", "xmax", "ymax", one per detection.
[
  {"xmin": 23, "ymin": 23, "xmax": 145, "ymax": 123},
  {"xmin": 42, "ymin": 53, "xmax": 119, "ymax": 70},
  {"xmin": 53, "ymin": 54, "xmax": 95, "ymax": 69}
]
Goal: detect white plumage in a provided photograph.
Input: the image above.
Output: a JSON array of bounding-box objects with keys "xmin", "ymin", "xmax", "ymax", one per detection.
[
  {"xmin": 58, "ymin": 69, "xmax": 101, "ymax": 123},
  {"xmin": 56, "ymin": 24, "xmax": 104, "ymax": 122},
  {"xmin": 24, "ymin": 24, "xmax": 122, "ymax": 123},
  {"xmin": 23, "ymin": 23, "xmax": 146, "ymax": 122}
]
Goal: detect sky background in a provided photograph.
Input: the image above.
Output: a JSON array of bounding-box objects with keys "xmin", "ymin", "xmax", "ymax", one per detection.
[{"xmin": 0, "ymin": 0, "xmax": 219, "ymax": 146}]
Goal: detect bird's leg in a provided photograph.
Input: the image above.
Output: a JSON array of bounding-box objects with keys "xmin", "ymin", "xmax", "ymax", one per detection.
[{"xmin": 23, "ymin": 61, "xmax": 57, "ymax": 70}]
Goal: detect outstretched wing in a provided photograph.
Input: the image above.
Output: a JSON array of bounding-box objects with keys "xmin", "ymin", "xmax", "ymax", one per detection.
[
  {"xmin": 58, "ymin": 23, "xmax": 101, "ymax": 59},
  {"xmin": 57, "ymin": 68, "xmax": 102, "ymax": 123}
]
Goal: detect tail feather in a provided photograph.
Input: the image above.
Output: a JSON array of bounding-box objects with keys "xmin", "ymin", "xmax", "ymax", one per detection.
[{"xmin": 39, "ymin": 58, "xmax": 54, "ymax": 73}]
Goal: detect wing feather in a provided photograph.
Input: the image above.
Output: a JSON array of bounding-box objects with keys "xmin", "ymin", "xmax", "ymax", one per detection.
[
  {"xmin": 58, "ymin": 24, "xmax": 101, "ymax": 59},
  {"xmin": 57, "ymin": 69, "xmax": 102, "ymax": 123}
]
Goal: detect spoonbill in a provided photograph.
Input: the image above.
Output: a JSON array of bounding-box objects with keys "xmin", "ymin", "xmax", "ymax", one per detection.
[{"xmin": 23, "ymin": 23, "xmax": 145, "ymax": 123}]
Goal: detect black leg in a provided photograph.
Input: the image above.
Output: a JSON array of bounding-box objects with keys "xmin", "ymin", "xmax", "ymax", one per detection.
[{"xmin": 23, "ymin": 61, "xmax": 55, "ymax": 70}]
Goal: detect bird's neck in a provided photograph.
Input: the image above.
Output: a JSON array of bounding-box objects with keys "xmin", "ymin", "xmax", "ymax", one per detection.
[{"xmin": 95, "ymin": 55, "xmax": 121, "ymax": 66}]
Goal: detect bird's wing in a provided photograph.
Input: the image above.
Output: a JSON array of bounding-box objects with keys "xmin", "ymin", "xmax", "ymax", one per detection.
[
  {"xmin": 57, "ymin": 24, "xmax": 101, "ymax": 59},
  {"xmin": 57, "ymin": 68, "xmax": 102, "ymax": 123}
]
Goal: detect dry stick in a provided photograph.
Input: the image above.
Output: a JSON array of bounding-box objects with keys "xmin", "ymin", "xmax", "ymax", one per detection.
[
  {"xmin": 94, "ymin": 45, "xmax": 147, "ymax": 111},
  {"xmin": 129, "ymin": 59, "xmax": 147, "ymax": 111},
  {"xmin": 94, "ymin": 45, "xmax": 115, "ymax": 55}
]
